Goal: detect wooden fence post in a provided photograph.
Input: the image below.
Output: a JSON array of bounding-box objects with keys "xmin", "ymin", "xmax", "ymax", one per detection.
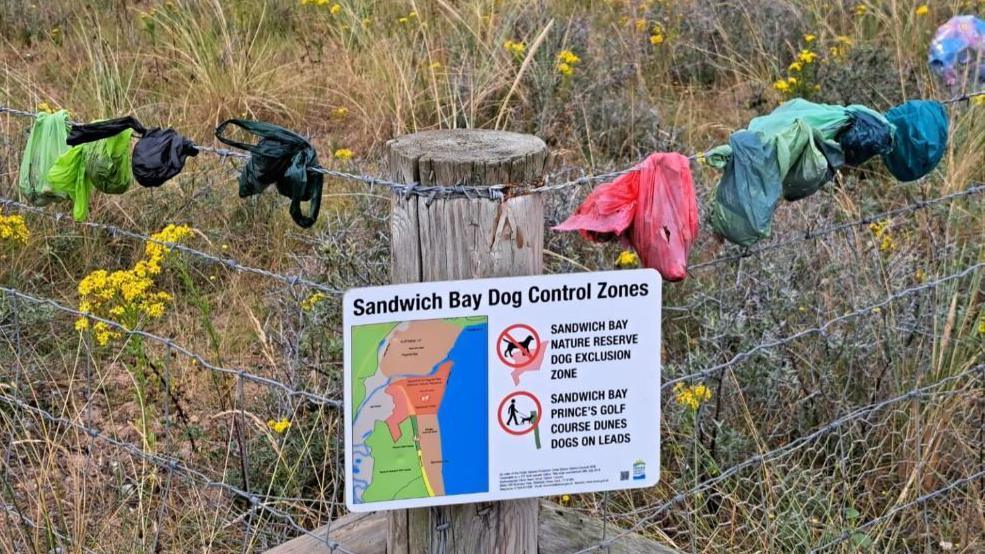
[{"xmin": 385, "ymin": 129, "xmax": 548, "ymax": 554}]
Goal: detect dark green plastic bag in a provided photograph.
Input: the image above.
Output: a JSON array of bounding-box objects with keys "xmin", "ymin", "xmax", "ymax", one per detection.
[
  {"xmin": 711, "ymin": 131, "xmax": 783, "ymax": 247},
  {"xmin": 47, "ymin": 129, "xmax": 133, "ymax": 221},
  {"xmin": 18, "ymin": 110, "xmax": 70, "ymax": 206},
  {"xmin": 881, "ymin": 100, "xmax": 949, "ymax": 182},
  {"xmin": 215, "ymin": 119, "xmax": 323, "ymax": 228}
]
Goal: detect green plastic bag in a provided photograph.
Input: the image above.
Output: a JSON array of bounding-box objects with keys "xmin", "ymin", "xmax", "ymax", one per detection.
[
  {"xmin": 711, "ymin": 131, "xmax": 783, "ymax": 247},
  {"xmin": 47, "ymin": 129, "xmax": 134, "ymax": 221},
  {"xmin": 881, "ymin": 100, "xmax": 949, "ymax": 182},
  {"xmin": 777, "ymin": 122, "xmax": 845, "ymax": 201},
  {"xmin": 18, "ymin": 110, "xmax": 71, "ymax": 206}
]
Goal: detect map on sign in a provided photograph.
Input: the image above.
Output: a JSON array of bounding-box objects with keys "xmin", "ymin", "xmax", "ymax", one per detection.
[{"xmin": 350, "ymin": 316, "xmax": 489, "ymax": 504}]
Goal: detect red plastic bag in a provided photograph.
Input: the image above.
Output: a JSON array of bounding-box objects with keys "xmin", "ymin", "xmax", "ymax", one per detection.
[{"xmin": 554, "ymin": 153, "xmax": 698, "ymax": 281}]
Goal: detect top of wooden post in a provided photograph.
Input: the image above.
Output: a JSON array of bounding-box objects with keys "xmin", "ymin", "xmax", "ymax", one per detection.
[{"xmin": 385, "ymin": 129, "xmax": 548, "ymax": 188}]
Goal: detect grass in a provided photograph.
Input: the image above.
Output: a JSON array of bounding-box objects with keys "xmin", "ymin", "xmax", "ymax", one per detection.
[{"xmin": 1, "ymin": 0, "xmax": 984, "ymax": 552}]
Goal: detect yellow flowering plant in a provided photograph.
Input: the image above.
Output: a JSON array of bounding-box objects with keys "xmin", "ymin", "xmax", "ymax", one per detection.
[
  {"xmin": 868, "ymin": 219, "xmax": 895, "ymax": 254},
  {"xmin": 76, "ymin": 224, "xmax": 193, "ymax": 345},
  {"xmin": 773, "ymin": 37, "xmax": 824, "ymax": 99},
  {"xmin": 0, "ymin": 214, "xmax": 30, "ymax": 246},
  {"xmin": 556, "ymin": 49, "xmax": 581, "ymax": 77},
  {"xmin": 673, "ymin": 382, "xmax": 712, "ymax": 411}
]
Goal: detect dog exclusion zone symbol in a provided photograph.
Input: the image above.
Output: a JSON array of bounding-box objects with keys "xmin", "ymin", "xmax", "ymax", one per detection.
[{"xmin": 497, "ymin": 323, "xmax": 541, "ymax": 369}]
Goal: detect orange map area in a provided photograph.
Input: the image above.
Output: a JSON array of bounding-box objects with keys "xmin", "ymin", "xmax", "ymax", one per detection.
[{"xmin": 384, "ymin": 360, "xmax": 452, "ymax": 441}]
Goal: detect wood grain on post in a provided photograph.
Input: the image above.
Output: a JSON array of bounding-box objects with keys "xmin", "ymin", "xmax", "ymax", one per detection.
[{"xmin": 386, "ymin": 129, "xmax": 548, "ymax": 554}]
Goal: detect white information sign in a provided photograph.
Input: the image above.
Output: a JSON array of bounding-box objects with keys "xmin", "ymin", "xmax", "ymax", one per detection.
[{"xmin": 344, "ymin": 269, "xmax": 661, "ymax": 511}]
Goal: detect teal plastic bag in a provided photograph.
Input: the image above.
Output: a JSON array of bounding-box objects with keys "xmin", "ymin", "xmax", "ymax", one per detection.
[
  {"xmin": 881, "ymin": 100, "xmax": 949, "ymax": 182},
  {"xmin": 18, "ymin": 110, "xmax": 70, "ymax": 206},
  {"xmin": 47, "ymin": 129, "xmax": 134, "ymax": 221},
  {"xmin": 711, "ymin": 131, "xmax": 782, "ymax": 247}
]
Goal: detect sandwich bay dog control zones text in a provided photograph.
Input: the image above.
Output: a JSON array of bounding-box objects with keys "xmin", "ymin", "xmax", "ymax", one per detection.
[{"xmin": 343, "ymin": 269, "xmax": 661, "ymax": 511}]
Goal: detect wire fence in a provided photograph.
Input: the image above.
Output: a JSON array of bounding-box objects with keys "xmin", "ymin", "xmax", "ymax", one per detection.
[{"xmin": 2, "ymin": 99, "xmax": 984, "ymax": 552}]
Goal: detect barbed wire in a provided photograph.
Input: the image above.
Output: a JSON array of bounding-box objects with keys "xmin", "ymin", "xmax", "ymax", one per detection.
[
  {"xmin": 0, "ymin": 392, "xmax": 356, "ymax": 554},
  {"xmin": 810, "ymin": 468, "xmax": 985, "ymax": 552},
  {"xmin": 664, "ymin": 261, "xmax": 985, "ymax": 389},
  {"xmin": 0, "ymin": 197, "xmax": 343, "ymax": 295},
  {"xmin": 690, "ymin": 183, "xmax": 985, "ymax": 272},
  {"xmin": 573, "ymin": 363, "xmax": 984, "ymax": 552},
  {"xmin": 0, "ymin": 286, "xmax": 342, "ymax": 409},
  {"xmin": 5, "ymin": 90, "xmax": 983, "ymax": 199},
  {"xmin": 2, "ymin": 178, "xmax": 981, "ymax": 309}
]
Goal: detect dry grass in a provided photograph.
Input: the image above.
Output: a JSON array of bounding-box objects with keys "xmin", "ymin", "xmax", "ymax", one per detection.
[{"xmin": 1, "ymin": 0, "xmax": 984, "ymax": 552}]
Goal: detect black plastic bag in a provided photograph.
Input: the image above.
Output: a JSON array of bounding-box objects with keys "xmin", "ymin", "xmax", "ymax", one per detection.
[
  {"xmin": 67, "ymin": 116, "xmax": 147, "ymax": 146},
  {"xmin": 837, "ymin": 109, "xmax": 894, "ymax": 166},
  {"xmin": 132, "ymin": 128, "xmax": 199, "ymax": 188},
  {"xmin": 215, "ymin": 119, "xmax": 323, "ymax": 228}
]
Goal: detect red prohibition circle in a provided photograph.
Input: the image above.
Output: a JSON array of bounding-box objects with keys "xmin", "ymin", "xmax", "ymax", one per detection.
[
  {"xmin": 496, "ymin": 324, "xmax": 542, "ymax": 369},
  {"xmin": 497, "ymin": 391, "xmax": 542, "ymax": 436}
]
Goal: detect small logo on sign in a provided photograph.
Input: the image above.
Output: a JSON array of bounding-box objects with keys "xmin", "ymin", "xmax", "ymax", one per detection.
[{"xmin": 633, "ymin": 460, "xmax": 646, "ymax": 480}]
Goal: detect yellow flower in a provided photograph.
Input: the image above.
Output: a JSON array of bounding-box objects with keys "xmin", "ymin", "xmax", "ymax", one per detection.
[
  {"xmin": 788, "ymin": 61, "xmax": 803, "ymax": 72},
  {"xmin": 330, "ymin": 3, "xmax": 341, "ymax": 15},
  {"xmin": 915, "ymin": 4, "xmax": 929, "ymax": 16},
  {"xmin": 634, "ymin": 18, "xmax": 647, "ymax": 32},
  {"xmin": 854, "ymin": 4, "xmax": 867, "ymax": 16},
  {"xmin": 398, "ymin": 16, "xmax": 408, "ymax": 24},
  {"xmin": 0, "ymin": 214, "xmax": 30, "ymax": 244},
  {"xmin": 331, "ymin": 106, "xmax": 349, "ymax": 118},
  {"xmin": 787, "ymin": 76, "xmax": 798, "ymax": 85},
  {"xmin": 334, "ymin": 148, "xmax": 354, "ymax": 161},
  {"xmin": 560, "ymin": 494, "xmax": 571, "ymax": 505},
  {"xmin": 557, "ymin": 50, "xmax": 581, "ymax": 65},
  {"xmin": 773, "ymin": 79, "xmax": 790, "ymax": 92},
  {"xmin": 37, "ymin": 101, "xmax": 53, "ymax": 113},
  {"xmin": 914, "ymin": 268, "xmax": 926, "ymax": 283},
  {"xmin": 615, "ymin": 250, "xmax": 640, "ymax": 268},
  {"xmin": 301, "ymin": 292, "xmax": 327, "ymax": 312},
  {"xmin": 803, "ymin": 33, "xmax": 816, "ymax": 43},
  {"xmin": 673, "ymin": 382, "xmax": 713, "ymax": 411},
  {"xmin": 978, "ymin": 316, "xmax": 985, "ymax": 335},
  {"xmin": 797, "ymin": 49, "xmax": 818, "ymax": 64},
  {"xmin": 557, "ymin": 62, "xmax": 573, "ymax": 76},
  {"xmin": 649, "ymin": 34, "xmax": 665, "ymax": 45},
  {"xmin": 503, "ymin": 40, "xmax": 526, "ymax": 57},
  {"xmin": 74, "ymin": 318, "xmax": 89, "ymax": 332},
  {"xmin": 268, "ymin": 418, "xmax": 291, "ymax": 434}
]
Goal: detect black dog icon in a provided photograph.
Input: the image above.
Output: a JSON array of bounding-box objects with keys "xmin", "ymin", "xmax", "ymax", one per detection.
[
  {"xmin": 519, "ymin": 413, "xmax": 536, "ymax": 425},
  {"xmin": 503, "ymin": 335, "xmax": 536, "ymax": 358}
]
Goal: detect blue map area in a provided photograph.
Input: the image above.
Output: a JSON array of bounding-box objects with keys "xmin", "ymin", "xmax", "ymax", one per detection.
[{"xmin": 437, "ymin": 322, "xmax": 489, "ymax": 495}]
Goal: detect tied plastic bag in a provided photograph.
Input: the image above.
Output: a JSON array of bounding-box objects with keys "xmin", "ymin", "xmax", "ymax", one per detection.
[
  {"xmin": 215, "ymin": 119, "xmax": 323, "ymax": 228},
  {"xmin": 881, "ymin": 100, "xmax": 949, "ymax": 182},
  {"xmin": 837, "ymin": 108, "xmax": 894, "ymax": 166},
  {"xmin": 553, "ymin": 153, "xmax": 698, "ymax": 281},
  {"xmin": 67, "ymin": 116, "xmax": 146, "ymax": 146},
  {"xmin": 47, "ymin": 129, "xmax": 134, "ymax": 221},
  {"xmin": 710, "ymin": 131, "xmax": 782, "ymax": 247},
  {"xmin": 132, "ymin": 128, "xmax": 199, "ymax": 188},
  {"xmin": 929, "ymin": 15, "xmax": 985, "ymax": 89},
  {"xmin": 784, "ymin": 126, "xmax": 844, "ymax": 201},
  {"xmin": 18, "ymin": 110, "xmax": 70, "ymax": 206}
]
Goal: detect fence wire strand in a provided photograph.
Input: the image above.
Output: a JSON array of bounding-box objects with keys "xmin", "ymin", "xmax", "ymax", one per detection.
[
  {"xmin": 573, "ymin": 363, "xmax": 984, "ymax": 552},
  {"xmin": 0, "ymin": 392, "xmax": 356, "ymax": 554}
]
